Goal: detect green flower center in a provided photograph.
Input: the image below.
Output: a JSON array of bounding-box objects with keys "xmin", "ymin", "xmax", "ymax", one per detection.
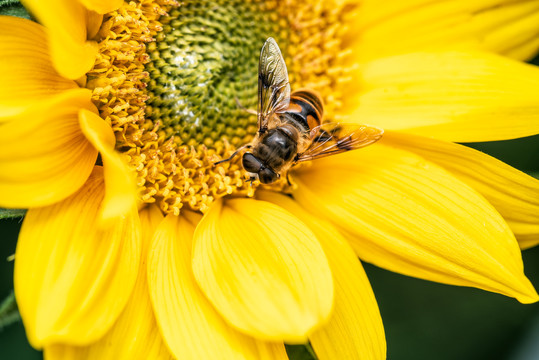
[{"xmin": 145, "ymin": 1, "xmax": 283, "ymax": 149}]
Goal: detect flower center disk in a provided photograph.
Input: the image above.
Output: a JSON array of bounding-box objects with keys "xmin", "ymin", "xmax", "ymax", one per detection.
[
  {"xmin": 146, "ymin": 1, "xmax": 281, "ymax": 149},
  {"xmin": 86, "ymin": 0, "xmax": 350, "ymax": 215}
]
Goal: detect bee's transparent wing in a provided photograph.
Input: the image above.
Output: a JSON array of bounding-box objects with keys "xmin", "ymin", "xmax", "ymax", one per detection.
[
  {"xmin": 258, "ymin": 37, "xmax": 290, "ymax": 132},
  {"xmin": 295, "ymin": 123, "xmax": 384, "ymax": 162}
]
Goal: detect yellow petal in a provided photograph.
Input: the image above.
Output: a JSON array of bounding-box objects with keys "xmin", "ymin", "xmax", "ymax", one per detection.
[
  {"xmin": 257, "ymin": 191, "xmax": 386, "ymax": 360},
  {"xmin": 256, "ymin": 342, "xmax": 290, "ymax": 360},
  {"xmin": 192, "ymin": 198, "xmax": 334, "ymax": 343},
  {"xmin": 519, "ymin": 234, "xmax": 539, "ymax": 251},
  {"xmin": 86, "ymin": 11, "xmax": 103, "ymax": 39},
  {"xmin": 42, "ymin": 206, "xmax": 171, "ymax": 360},
  {"xmin": 14, "ymin": 167, "xmax": 141, "ymax": 349},
  {"xmin": 293, "ymin": 145, "xmax": 538, "ymax": 304},
  {"xmin": 78, "ymin": 0, "xmax": 123, "ymax": 14},
  {"xmin": 0, "ymin": 89, "xmax": 97, "ymax": 208},
  {"xmin": 147, "ymin": 211, "xmax": 287, "ymax": 360},
  {"xmin": 504, "ymin": 36, "xmax": 539, "ymax": 61},
  {"xmin": 345, "ymin": 51, "xmax": 539, "ymax": 142},
  {"xmin": 0, "ymin": 16, "xmax": 76, "ymax": 117},
  {"xmin": 349, "ymin": 0, "xmax": 539, "ymax": 62},
  {"xmin": 79, "ymin": 109, "xmax": 137, "ymax": 223},
  {"xmin": 384, "ymin": 131, "xmax": 539, "ymax": 250},
  {"xmin": 21, "ymin": 0, "xmax": 98, "ymax": 79}
]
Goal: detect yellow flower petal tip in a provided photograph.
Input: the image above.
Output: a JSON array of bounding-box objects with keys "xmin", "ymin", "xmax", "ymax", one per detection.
[
  {"xmin": 0, "ymin": 15, "xmax": 77, "ymax": 117},
  {"xmin": 383, "ymin": 131, "xmax": 539, "ymax": 252},
  {"xmin": 79, "ymin": 109, "xmax": 138, "ymax": 224},
  {"xmin": 21, "ymin": 0, "xmax": 101, "ymax": 79},
  {"xmin": 51, "ymin": 38, "xmax": 98, "ymax": 80},
  {"xmin": 352, "ymin": 0, "xmax": 539, "ymax": 62},
  {"xmin": 0, "ymin": 89, "xmax": 97, "ymax": 208},
  {"xmin": 257, "ymin": 191, "xmax": 387, "ymax": 360},
  {"xmin": 515, "ymin": 285, "xmax": 539, "ymax": 304},
  {"xmin": 345, "ymin": 51, "xmax": 539, "ymax": 142},
  {"xmin": 40, "ymin": 205, "xmax": 170, "ymax": 359},
  {"xmin": 14, "ymin": 167, "xmax": 141, "ymax": 348},
  {"xmin": 192, "ymin": 198, "xmax": 334, "ymax": 343},
  {"xmin": 293, "ymin": 146, "xmax": 539, "ymax": 305},
  {"xmin": 148, "ymin": 212, "xmax": 286, "ymax": 359},
  {"xmin": 520, "ymin": 238, "xmax": 539, "ymax": 251},
  {"xmin": 78, "ymin": 0, "xmax": 124, "ymax": 14}
]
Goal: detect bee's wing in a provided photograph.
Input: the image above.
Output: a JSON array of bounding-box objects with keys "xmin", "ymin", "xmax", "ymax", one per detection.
[
  {"xmin": 295, "ymin": 123, "xmax": 384, "ymax": 163},
  {"xmin": 258, "ymin": 37, "xmax": 290, "ymax": 131}
]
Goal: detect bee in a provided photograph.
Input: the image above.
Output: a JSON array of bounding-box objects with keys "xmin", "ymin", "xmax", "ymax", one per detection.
[{"xmin": 216, "ymin": 37, "xmax": 384, "ymax": 184}]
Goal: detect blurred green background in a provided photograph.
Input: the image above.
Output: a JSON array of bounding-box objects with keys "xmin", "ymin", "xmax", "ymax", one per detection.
[{"xmin": 1, "ymin": 135, "xmax": 538, "ymax": 359}]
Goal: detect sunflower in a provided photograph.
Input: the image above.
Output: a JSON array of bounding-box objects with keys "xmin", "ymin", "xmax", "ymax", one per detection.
[{"xmin": 2, "ymin": 0, "xmax": 539, "ymax": 359}]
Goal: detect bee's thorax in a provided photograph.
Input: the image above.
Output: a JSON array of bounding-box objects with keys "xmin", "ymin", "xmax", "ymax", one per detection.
[{"xmin": 252, "ymin": 127, "xmax": 299, "ymax": 173}]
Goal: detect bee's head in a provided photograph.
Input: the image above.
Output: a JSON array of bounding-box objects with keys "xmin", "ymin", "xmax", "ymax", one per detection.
[{"xmin": 242, "ymin": 152, "xmax": 279, "ymax": 184}]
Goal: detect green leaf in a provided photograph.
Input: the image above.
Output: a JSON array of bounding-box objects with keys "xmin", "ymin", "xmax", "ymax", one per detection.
[
  {"xmin": 0, "ymin": 208, "xmax": 26, "ymax": 220},
  {"xmin": 0, "ymin": 1, "xmax": 31, "ymax": 19},
  {"xmin": 0, "ymin": 291, "xmax": 20, "ymax": 331},
  {"xmin": 0, "ymin": 0, "xmax": 21, "ymax": 6}
]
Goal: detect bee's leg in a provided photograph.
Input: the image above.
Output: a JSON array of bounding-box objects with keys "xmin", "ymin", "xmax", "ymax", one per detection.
[
  {"xmin": 286, "ymin": 171, "xmax": 292, "ymax": 186},
  {"xmin": 242, "ymin": 175, "xmax": 257, "ymax": 186},
  {"xmin": 213, "ymin": 144, "xmax": 252, "ymax": 165},
  {"xmin": 235, "ymin": 97, "xmax": 257, "ymax": 115},
  {"xmin": 249, "ymin": 176, "xmax": 256, "ymax": 186}
]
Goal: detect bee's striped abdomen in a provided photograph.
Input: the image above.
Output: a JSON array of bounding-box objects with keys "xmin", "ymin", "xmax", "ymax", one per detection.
[{"xmin": 282, "ymin": 89, "xmax": 324, "ymax": 132}]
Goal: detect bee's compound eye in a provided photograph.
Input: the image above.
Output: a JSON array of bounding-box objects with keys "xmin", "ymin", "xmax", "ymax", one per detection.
[
  {"xmin": 259, "ymin": 167, "xmax": 278, "ymax": 184},
  {"xmin": 242, "ymin": 153, "xmax": 262, "ymax": 173}
]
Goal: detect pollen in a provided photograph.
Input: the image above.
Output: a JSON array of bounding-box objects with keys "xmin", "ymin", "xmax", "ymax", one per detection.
[{"xmin": 85, "ymin": 0, "xmax": 353, "ymax": 214}]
